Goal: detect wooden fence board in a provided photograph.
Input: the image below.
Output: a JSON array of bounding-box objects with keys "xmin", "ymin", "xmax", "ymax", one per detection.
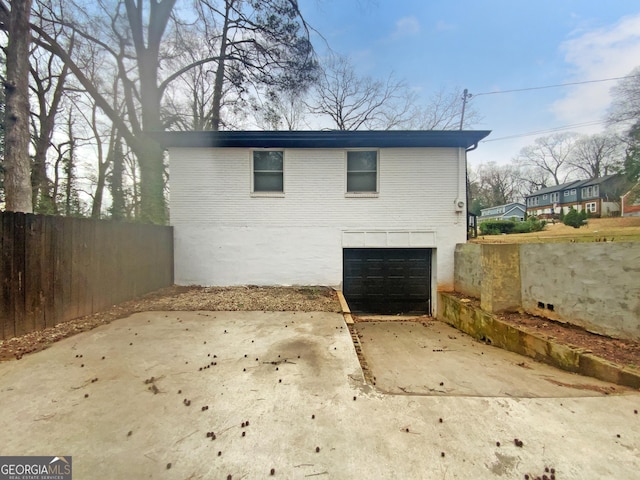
[
  {"xmin": 43, "ymin": 216, "xmax": 56, "ymax": 329},
  {"xmin": 52, "ymin": 216, "xmax": 66, "ymax": 328},
  {"xmin": 0, "ymin": 212, "xmax": 173, "ymax": 340},
  {"xmin": 24, "ymin": 215, "xmax": 44, "ymax": 333},
  {"xmin": 12, "ymin": 214, "xmax": 27, "ymax": 337}
]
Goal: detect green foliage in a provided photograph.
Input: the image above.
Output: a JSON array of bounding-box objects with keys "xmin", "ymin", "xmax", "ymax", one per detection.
[
  {"xmin": 579, "ymin": 209, "xmax": 588, "ymax": 223},
  {"xmin": 563, "ymin": 207, "xmax": 587, "ymax": 228},
  {"xmin": 622, "ymin": 126, "xmax": 640, "ymax": 183},
  {"xmin": 468, "ymin": 197, "xmax": 486, "ymax": 216},
  {"xmin": 479, "ymin": 220, "xmax": 516, "ymax": 235},
  {"xmin": 479, "ymin": 217, "xmax": 547, "ymax": 236},
  {"xmin": 512, "ymin": 217, "xmax": 546, "ymax": 234}
]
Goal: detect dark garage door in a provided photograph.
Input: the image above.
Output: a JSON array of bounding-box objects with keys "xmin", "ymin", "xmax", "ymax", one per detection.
[{"xmin": 343, "ymin": 248, "xmax": 432, "ymax": 314}]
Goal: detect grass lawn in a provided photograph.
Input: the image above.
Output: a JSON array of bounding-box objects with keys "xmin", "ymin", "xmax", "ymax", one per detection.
[{"xmin": 472, "ymin": 216, "xmax": 640, "ymax": 243}]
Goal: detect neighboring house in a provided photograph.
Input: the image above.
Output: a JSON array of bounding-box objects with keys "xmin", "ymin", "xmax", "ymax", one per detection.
[
  {"xmin": 621, "ymin": 183, "xmax": 640, "ymax": 217},
  {"xmin": 158, "ymin": 130, "xmax": 490, "ymax": 314},
  {"xmin": 478, "ymin": 202, "xmax": 526, "ymax": 222},
  {"xmin": 525, "ymin": 174, "xmax": 627, "ymax": 218}
]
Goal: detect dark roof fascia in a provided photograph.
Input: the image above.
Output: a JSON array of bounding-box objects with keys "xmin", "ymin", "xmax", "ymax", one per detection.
[
  {"xmin": 579, "ymin": 174, "xmax": 619, "ymax": 187},
  {"xmin": 525, "ymin": 180, "xmax": 582, "ymax": 198},
  {"xmin": 149, "ymin": 130, "xmax": 491, "ymax": 150}
]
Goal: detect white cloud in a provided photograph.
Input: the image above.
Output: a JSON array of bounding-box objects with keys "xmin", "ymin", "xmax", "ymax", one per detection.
[
  {"xmin": 390, "ymin": 16, "xmax": 421, "ymax": 39},
  {"xmin": 552, "ymin": 13, "xmax": 640, "ymax": 130}
]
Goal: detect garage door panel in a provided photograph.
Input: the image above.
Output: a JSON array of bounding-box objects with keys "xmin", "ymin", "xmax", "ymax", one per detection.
[{"xmin": 343, "ymin": 248, "xmax": 431, "ymax": 314}]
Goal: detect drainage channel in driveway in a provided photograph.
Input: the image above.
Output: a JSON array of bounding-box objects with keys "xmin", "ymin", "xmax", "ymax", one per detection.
[{"xmin": 349, "ymin": 317, "xmax": 629, "ymax": 398}]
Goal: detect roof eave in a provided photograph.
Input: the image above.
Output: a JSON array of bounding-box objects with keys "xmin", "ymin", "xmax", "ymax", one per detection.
[{"xmin": 148, "ymin": 130, "xmax": 491, "ymax": 150}]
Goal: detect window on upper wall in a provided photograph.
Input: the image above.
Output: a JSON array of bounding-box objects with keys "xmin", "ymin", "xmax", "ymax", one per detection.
[
  {"xmin": 582, "ymin": 185, "xmax": 599, "ymax": 198},
  {"xmin": 253, "ymin": 150, "xmax": 283, "ymax": 193},
  {"xmin": 347, "ymin": 150, "xmax": 378, "ymax": 193}
]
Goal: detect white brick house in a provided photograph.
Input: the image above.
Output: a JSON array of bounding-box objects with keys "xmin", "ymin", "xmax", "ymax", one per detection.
[{"xmin": 160, "ymin": 130, "xmax": 490, "ymax": 313}]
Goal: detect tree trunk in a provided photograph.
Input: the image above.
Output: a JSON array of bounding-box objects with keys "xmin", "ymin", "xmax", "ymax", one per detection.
[
  {"xmin": 132, "ymin": 135, "xmax": 166, "ymax": 224},
  {"xmin": 3, "ymin": 0, "xmax": 34, "ymax": 212},
  {"xmin": 124, "ymin": 0, "xmax": 174, "ymax": 224},
  {"xmin": 109, "ymin": 134, "xmax": 126, "ymax": 220},
  {"xmin": 210, "ymin": 0, "xmax": 231, "ymax": 131},
  {"xmin": 31, "ymin": 60, "xmax": 69, "ymax": 213}
]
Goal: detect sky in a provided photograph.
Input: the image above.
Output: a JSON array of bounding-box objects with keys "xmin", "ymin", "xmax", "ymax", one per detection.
[{"xmin": 298, "ymin": 0, "xmax": 640, "ymax": 166}]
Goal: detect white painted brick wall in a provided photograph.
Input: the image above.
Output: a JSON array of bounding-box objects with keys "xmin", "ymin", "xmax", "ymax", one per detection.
[{"xmin": 169, "ymin": 146, "xmax": 468, "ymax": 302}]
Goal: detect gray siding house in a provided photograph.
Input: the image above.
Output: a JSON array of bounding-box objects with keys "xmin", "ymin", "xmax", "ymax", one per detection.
[
  {"xmin": 478, "ymin": 202, "xmax": 526, "ymax": 222},
  {"xmin": 525, "ymin": 174, "xmax": 626, "ymax": 218}
]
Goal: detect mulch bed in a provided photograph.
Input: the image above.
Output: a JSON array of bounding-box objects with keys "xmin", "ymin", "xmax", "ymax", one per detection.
[{"xmin": 449, "ymin": 292, "xmax": 640, "ymax": 369}]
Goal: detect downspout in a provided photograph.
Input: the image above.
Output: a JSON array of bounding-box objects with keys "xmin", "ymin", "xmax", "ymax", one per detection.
[{"xmin": 464, "ymin": 143, "xmax": 479, "ymax": 238}]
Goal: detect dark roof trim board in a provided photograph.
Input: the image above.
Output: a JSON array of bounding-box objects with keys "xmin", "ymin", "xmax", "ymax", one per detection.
[{"xmin": 149, "ymin": 130, "xmax": 491, "ymax": 150}]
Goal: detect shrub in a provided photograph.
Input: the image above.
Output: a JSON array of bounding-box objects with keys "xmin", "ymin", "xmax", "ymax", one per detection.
[
  {"xmin": 512, "ymin": 217, "xmax": 546, "ymax": 233},
  {"xmin": 563, "ymin": 207, "xmax": 587, "ymax": 228},
  {"xmin": 479, "ymin": 220, "xmax": 515, "ymax": 235}
]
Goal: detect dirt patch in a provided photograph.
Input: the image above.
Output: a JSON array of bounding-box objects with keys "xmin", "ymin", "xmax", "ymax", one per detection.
[
  {"xmin": 0, "ymin": 285, "xmax": 340, "ymax": 362},
  {"xmin": 450, "ymin": 293, "xmax": 640, "ymax": 369}
]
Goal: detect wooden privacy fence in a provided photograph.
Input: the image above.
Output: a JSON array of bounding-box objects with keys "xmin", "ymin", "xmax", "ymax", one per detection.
[{"xmin": 0, "ymin": 212, "xmax": 174, "ymax": 341}]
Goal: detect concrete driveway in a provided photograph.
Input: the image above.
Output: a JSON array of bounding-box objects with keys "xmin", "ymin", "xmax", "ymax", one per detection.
[
  {"xmin": 0, "ymin": 311, "xmax": 638, "ymax": 479},
  {"xmin": 353, "ymin": 319, "xmax": 624, "ymax": 397}
]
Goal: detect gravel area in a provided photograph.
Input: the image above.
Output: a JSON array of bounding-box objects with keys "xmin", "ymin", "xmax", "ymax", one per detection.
[{"xmin": 0, "ymin": 285, "xmax": 340, "ymax": 361}]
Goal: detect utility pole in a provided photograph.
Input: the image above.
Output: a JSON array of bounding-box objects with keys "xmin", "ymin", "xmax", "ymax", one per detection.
[
  {"xmin": 459, "ymin": 88, "xmax": 472, "ymax": 130},
  {"xmin": 459, "ymin": 88, "xmax": 473, "ymax": 238}
]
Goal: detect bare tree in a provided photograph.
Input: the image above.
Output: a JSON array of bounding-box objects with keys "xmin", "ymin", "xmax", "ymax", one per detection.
[
  {"xmin": 469, "ymin": 162, "xmax": 525, "ymax": 209},
  {"xmin": 412, "ymin": 87, "xmax": 481, "ymax": 130},
  {"xmin": 250, "ymin": 87, "xmax": 309, "ymax": 130},
  {"xmin": 33, "ymin": 0, "xmax": 315, "ymax": 223},
  {"xmin": 608, "ymin": 66, "xmax": 640, "ymax": 131},
  {"xmin": 608, "ymin": 67, "xmax": 640, "ymax": 183},
  {"xmin": 195, "ymin": 0, "xmax": 316, "ymax": 131},
  {"xmin": 515, "ymin": 133, "xmax": 579, "ymax": 186},
  {"xmin": 29, "ymin": 33, "xmax": 71, "ymax": 213},
  {"xmin": 569, "ymin": 133, "xmax": 622, "ymax": 179},
  {"xmin": 308, "ymin": 54, "xmax": 416, "ymax": 130},
  {"xmin": 0, "ymin": 0, "xmax": 34, "ymax": 212}
]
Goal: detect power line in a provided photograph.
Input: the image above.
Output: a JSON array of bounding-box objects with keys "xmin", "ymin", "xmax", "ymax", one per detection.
[
  {"xmin": 482, "ymin": 120, "xmax": 606, "ymax": 142},
  {"xmin": 471, "ymin": 74, "xmax": 640, "ymax": 97}
]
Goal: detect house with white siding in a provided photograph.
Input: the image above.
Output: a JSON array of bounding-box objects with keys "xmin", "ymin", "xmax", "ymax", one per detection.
[{"xmin": 158, "ymin": 130, "xmax": 490, "ymax": 314}]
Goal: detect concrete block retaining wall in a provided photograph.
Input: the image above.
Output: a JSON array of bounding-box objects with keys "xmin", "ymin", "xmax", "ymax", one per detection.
[{"xmin": 453, "ymin": 242, "xmax": 640, "ymax": 341}]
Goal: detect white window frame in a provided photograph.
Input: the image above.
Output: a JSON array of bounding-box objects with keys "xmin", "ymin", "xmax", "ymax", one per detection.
[
  {"xmin": 586, "ymin": 202, "xmax": 597, "ymax": 213},
  {"xmin": 345, "ymin": 150, "xmax": 379, "ymax": 197},
  {"xmin": 251, "ymin": 149, "xmax": 285, "ymax": 197},
  {"xmin": 582, "ymin": 185, "xmax": 598, "ymax": 198}
]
